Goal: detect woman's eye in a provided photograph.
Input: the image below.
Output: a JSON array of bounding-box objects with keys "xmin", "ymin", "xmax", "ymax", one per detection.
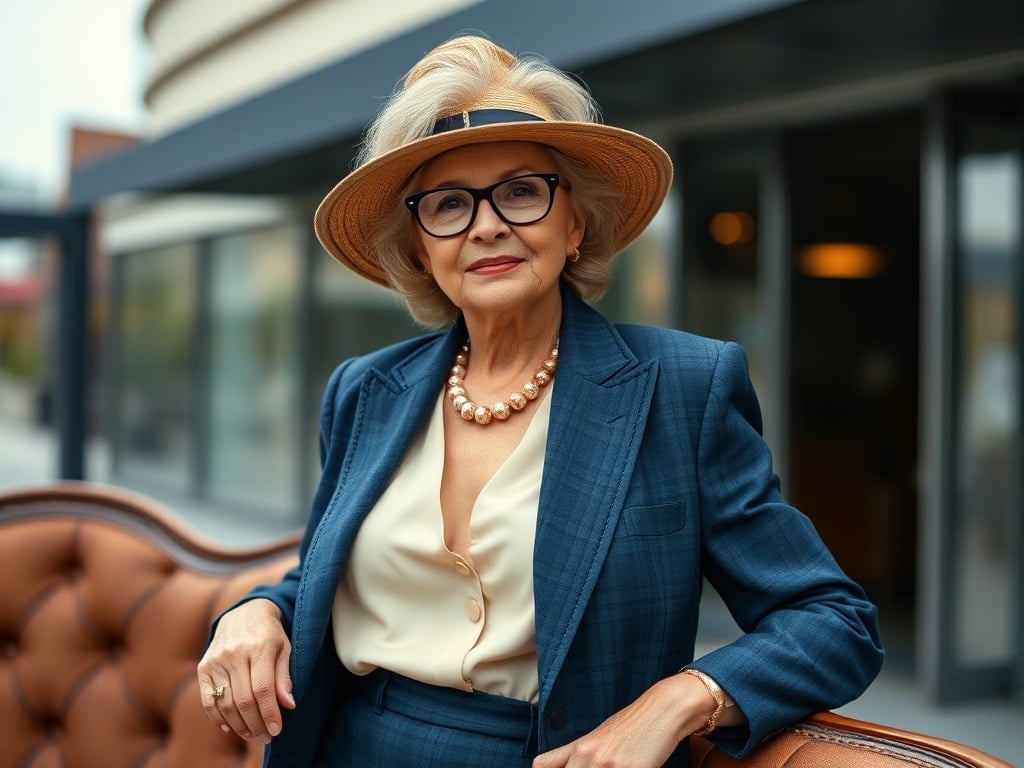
[
  {"xmin": 428, "ymin": 193, "xmax": 469, "ymax": 214},
  {"xmin": 442, "ymin": 195, "xmax": 466, "ymax": 209},
  {"xmin": 502, "ymin": 181, "xmax": 542, "ymax": 201}
]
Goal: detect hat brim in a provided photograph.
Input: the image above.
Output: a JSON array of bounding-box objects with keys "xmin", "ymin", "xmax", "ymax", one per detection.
[{"xmin": 313, "ymin": 121, "xmax": 673, "ymax": 287}]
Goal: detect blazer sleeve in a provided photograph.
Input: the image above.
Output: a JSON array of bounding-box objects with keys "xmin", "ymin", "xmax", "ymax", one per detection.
[{"xmin": 689, "ymin": 342, "xmax": 884, "ymax": 756}]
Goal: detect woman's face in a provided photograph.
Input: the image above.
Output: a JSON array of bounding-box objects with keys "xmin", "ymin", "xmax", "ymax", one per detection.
[{"xmin": 410, "ymin": 141, "xmax": 585, "ymax": 320}]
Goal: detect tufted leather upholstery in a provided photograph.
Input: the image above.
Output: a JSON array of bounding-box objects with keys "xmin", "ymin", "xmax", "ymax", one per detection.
[
  {"xmin": 0, "ymin": 483, "xmax": 300, "ymax": 768},
  {"xmin": 0, "ymin": 484, "xmax": 1011, "ymax": 768}
]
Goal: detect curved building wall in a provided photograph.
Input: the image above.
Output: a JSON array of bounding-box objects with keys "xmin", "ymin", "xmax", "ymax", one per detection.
[{"xmin": 143, "ymin": 0, "xmax": 481, "ymax": 135}]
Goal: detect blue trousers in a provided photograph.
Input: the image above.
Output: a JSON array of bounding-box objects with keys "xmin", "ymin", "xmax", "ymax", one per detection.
[{"xmin": 315, "ymin": 669, "xmax": 540, "ymax": 767}]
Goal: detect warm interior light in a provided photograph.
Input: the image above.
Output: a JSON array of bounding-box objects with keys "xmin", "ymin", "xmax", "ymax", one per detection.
[
  {"xmin": 710, "ymin": 211, "xmax": 755, "ymax": 246},
  {"xmin": 799, "ymin": 243, "xmax": 884, "ymax": 279}
]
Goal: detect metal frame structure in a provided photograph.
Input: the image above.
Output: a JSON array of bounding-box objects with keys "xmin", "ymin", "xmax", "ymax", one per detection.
[{"xmin": 0, "ymin": 211, "xmax": 90, "ymax": 479}]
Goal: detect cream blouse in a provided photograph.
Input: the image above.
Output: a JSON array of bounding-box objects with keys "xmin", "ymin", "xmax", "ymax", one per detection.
[{"xmin": 331, "ymin": 386, "xmax": 551, "ymax": 703}]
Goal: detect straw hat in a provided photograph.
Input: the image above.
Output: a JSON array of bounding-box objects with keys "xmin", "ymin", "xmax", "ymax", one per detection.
[{"xmin": 313, "ymin": 44, "xmax": 673, "ymax": 288}]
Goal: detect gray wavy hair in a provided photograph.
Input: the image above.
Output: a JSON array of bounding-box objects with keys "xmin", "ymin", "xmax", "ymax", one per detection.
[{"xmin": 359, "ymin": 36, "xmax": 626, "ymax": 328}]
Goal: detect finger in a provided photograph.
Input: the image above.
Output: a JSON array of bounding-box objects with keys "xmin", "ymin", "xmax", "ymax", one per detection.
[
  {"xmin": 533, "ymin": 742, "xmax": 572, "ymax": 767},
  {"xmin": 197, "ymin": 671, "xmax": 232, "ymax": 733},
  {"xmin": 249, "ymin": 653, "xmax": 285, "ymax": 739},
  {"xmin": 213, "ymin": 679, "xmax": 257, "ymax": 742},
  {"xmin": 228, "ymin": 665, "xmax": 274, "ymax": 745},
  {"xmin": 275, "ymin": 640, "xmax": 296, "ymax": 713}
]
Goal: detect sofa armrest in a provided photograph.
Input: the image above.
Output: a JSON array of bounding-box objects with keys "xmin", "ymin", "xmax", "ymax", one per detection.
[
  {"xmin": 0, "ymin": 482, "xmax": 300, "ymax": 768},
  {"xmin": 690, "ymin": 711, "xmax": 1013, "ymax": 768}
]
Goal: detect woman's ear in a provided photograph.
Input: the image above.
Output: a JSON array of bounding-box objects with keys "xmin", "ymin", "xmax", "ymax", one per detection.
[
  {"xmin": 410, "ymin": 231, "xmax": 431, "ymax": 274},
  {"xmin": 568, "ymin": 200, "xmax": 586, "ymax": 253}
]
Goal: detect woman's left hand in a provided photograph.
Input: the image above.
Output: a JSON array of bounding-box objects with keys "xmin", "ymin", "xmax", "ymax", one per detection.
[{"xmin": 532, "ymin": 672, "xmax": 717, "ymax": 768}]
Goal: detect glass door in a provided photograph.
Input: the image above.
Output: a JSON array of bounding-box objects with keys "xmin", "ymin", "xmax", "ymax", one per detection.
[
  {"xmin": 923, "ymin": 87, "xmax": 1023, "ymax": 702},
  {"xmin": 786, "ymin": 112, "xmax": 922, "ymax": 671}
]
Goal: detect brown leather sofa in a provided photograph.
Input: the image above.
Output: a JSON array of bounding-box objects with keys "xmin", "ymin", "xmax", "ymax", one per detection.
[{"xmin": 0, "ymin": 483, "xmax": 1012, "ymax": 768}]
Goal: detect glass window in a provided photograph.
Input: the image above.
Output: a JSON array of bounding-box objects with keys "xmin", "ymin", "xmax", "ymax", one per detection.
[
  {"xmin": 114, "ymin": 243, "xmax": 196, "ymax": 489},
  {"xmin": 680, "ymin": 139, "xmax": 763, "ymax": 388},
  {"xmin": 207, "ymin": 225, "xmax": 304, "ymax": 512},
  {"xmin": 675, "ymin": 137, "xmax": 766, "ymax": 656},
  {"xmin": 787, "ymin": 114, "xmax": 921, "ymax": 662},
  {"xmin": 596, "ymin": 192, "xmax": 680, "ymax": 329},
  {"xmin": 307, "ymin": 251, "xmax": 418, "ymax": 489},
  {"xmin": 954, "ymin": 116, "xmax": 1020, "ymax": 664}
]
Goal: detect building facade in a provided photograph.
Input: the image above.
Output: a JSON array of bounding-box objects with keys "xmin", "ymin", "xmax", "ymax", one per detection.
[{"xmin": 69, "ymin": 0, "xmax": 1023, "ymax": 705}]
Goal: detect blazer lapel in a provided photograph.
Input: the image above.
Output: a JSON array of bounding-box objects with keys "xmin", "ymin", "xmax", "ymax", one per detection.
[
  {"xmin": 291, "ymin": 327, "xmax": 463, "ymax": 693},
  {"xmin": 534, "ymin": 290, "xmax": 658, "ymax": 701}
]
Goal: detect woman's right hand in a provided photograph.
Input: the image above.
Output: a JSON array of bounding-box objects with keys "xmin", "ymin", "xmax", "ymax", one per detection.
[{"xmin": 197, "ymin": 598, "xmax": 295, "ymax": 744}]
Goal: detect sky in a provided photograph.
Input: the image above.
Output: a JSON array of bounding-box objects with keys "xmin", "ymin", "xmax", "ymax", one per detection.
[{"xmin": 0, "ymin": 0, "xmax": 148, "ymax": 206}]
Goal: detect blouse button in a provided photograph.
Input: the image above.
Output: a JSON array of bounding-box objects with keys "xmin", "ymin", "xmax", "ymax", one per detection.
[{"xmin": 467, "ymin": 598, "xmax": 482, "ymax": 622}]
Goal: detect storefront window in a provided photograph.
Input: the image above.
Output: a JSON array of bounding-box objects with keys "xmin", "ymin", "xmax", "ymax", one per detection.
[
  {"xmin": 597, "ymin": 193, "xmax": 679, "ymax": 329},
  {"xmin": 114, "ymin": 243, "xmax": 196, "ymax": 488},
  {"xmin": 679, "ymin": 139, "xmax": 763, "ymax": 387},
  {"xmin": 788, "ymin": 114, "xmax": 921, "ymax": 660},
  {"xmin": 207, "ymin": 225, "xmax": 303, "ymax": 512},
  {"xmin": 307, "ymin": 250, "xmax": 416, "ymax": 491},
  {"xmin": 954, "ymin": 118, "xmax": 1020, "ymax": 664}
]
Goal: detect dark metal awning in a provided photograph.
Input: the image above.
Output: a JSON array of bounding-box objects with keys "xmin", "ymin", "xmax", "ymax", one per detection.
[
  {"xmin": 67, "ymin": 0, "xmax": 810, "ymax": 207},
  {"xmin": 68, "ymin": 0, "xmax": 1024, "ymax": 209}
]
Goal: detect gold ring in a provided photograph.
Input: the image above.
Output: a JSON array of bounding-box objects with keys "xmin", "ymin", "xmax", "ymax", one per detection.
[{"xmin": 212, "ymin": 684, "xmax": 228, "ymax": 699}]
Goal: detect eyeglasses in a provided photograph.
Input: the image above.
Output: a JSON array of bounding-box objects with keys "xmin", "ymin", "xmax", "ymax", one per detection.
[{"xmin": 405, "ymin": 173, "xmax": 560, "ymax": 238}]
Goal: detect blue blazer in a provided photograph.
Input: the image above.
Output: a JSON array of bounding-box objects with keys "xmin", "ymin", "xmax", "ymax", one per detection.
[{"xmin": 245, "ymin": 284, "xmax": 883, "ymax": 766}]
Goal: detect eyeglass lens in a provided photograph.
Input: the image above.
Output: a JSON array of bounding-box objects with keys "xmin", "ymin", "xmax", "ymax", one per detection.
[{"xmin": 409, "ymin": 174, "xmax": 557, "ymax": 237}]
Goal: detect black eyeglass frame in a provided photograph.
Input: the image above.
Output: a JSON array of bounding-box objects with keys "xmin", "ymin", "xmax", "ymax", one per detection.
[{"xmin": 404, "ymin": 173, "xmax": 561, "ymax": 238}]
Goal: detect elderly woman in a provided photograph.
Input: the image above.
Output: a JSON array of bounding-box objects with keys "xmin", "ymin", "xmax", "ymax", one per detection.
[{"xmin": 199, "ymin": 36, "xmax": 883, "ymax": 768}]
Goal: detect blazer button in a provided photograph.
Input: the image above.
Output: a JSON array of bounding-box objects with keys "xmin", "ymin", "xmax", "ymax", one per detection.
[{"xmin": 547, "ymin": 709, "xmax": 565, "ymax": 731}]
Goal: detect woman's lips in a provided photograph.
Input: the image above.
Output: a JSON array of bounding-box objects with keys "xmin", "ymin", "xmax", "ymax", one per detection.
[{"xmin": 467, "ymin": 256, "xmax": 523, "ymax": 275}]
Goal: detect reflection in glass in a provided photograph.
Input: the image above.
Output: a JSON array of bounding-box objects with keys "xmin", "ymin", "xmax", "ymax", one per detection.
[
  {"xmin": 596, "ymin": 190, "xmax": 678, "ymax": 330},
  {"xmin": 208, "ymin": 226, "xmax": 303, "ymax": 512},
  {"xmin": 308, "ymin": 251, "xmax": 416, "ymax": 492},
  {"xmin": 680, "ymin": 141, "xmax": 762, "ymax": 390},
  {"xmin": 115, "ymin": 244, "xmax": 196, "ymax": 487},
  {"xmin": 954, "ymin": 121, "xmax": 1020, "ymax": 664},
  {"xmin": 787, "ymin": 114, "xmax": 922, "ymax": 667}
]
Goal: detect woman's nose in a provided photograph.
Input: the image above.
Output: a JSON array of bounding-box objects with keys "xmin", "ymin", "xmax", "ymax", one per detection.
[{"xmin": 468, "ymin": 199, "xmax": 510, "ymax": 240}]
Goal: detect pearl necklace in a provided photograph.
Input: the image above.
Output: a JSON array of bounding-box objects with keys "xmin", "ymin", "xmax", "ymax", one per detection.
[{"xmin": 447, "ymin": 339, "xmax": 559, "ymax": 425}]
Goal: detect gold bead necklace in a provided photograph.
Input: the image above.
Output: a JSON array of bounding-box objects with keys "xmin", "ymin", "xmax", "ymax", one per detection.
[{"xmin": 447, "ymin": 339, "xmax": 558, "ymax": 425}]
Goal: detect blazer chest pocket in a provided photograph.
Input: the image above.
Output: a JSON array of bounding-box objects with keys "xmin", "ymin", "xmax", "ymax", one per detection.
[{"xmin": 621, "ymin": 501, "xmax": 686, "ymax": 537}]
